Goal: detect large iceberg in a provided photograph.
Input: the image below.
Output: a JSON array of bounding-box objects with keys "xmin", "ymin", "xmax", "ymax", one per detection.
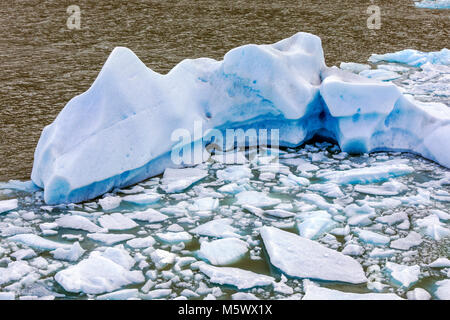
[{"xmin": 31, "ymin": 32, "xmax": 450, "ymax": 204}]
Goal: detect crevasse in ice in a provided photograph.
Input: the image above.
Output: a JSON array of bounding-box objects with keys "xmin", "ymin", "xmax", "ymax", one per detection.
[{"xmin": 31, "ymin": 32, "xmax": 450, "ymax": 204}]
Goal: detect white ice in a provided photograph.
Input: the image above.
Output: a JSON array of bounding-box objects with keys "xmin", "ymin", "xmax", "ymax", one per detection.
[{"xmin": 197, "ymin": 238, "xmax": 248, "ymax": 266}]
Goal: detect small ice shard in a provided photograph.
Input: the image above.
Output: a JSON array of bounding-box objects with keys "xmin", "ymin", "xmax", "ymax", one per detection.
[
  {"xmin": 317, "ymin": 164, "xmax": 414, "ymax": 185},
  {"xmin": 359, "ymin": 69, "xmax": 401, "ymax": 81},
  {"xmin": 260, "ymin": 226, "xmax": 367, "ymax": 284},
  {"xmin": 303, "ymin": 283, "xmax": 403, "ymax": 300},
  {"xmin": 197, "ymin": 238, "xmax": 249, "ymax": 266},
  {"xmin": 87, "ymin": 233, "xmax": 135, "ymax": 245},
  {"xmin": 279, "ymin": 173, "xmax": 310, "ymax": 187},
  {"xmin": 0, "ymin": 199, "xmax": 18, "ymax": 214},
  {"xmin": 342, "ymin": 244, "xmax": 364, "ymax": 256},
  {"xmin": 99, "ymin": 196, "xmax": 122, "ymax": 211},
  {"xmin": 97, "ymin": 289, "xmax": 139, "ymax": 300},
  {"xmin": 265, "ymin": 209, "xmax": 295, "ymax": 219},
  {"xmin": 369, "ymin": 248, "xmax": 397, "ymax": 259},
  {"xmin": 231, "ymin": 292, "xmax": 259, "ymax": 300},
  {"xmin": 56, "ymin": 215, "xmax": 105, "ymax": 233},
  {"xmin": 308, "ymin": 183, "xmax": 343, "ymax": 198},
  {"xmin": 434, "ymin": 280, "xmax": 450, "ymax": 300},
  {"xmin": 122, "ymin": 193, "xmax": 161, "ymax": 205},
  {"xmin": 296, "ymin": 211, "xmax": 337, "ymax": 240},
  {"xmin": 428, "ymin": 258, "xmax": 450, "ymax": 268},
  {"xmin": 235, "ymin": 191, "xmax": 281, "ymax": 208},
  {"xmin": 216, "ymin": 166, "xmax": 252, "ymax": 182},
  {"xmin": 50, "ymin": 242, "xmax": 85, "ymax": 262},
  {"xmin": 339, "ymin": 62, "xmax": 371, "ymax": 74},
  {"xmin": 218, "ymin": 183, "xmax": 249, "ymax": 195},
  {"xmin": 98, "ymin": 213, "xmax": 139, "ymax": 231},
  {"xmin": 155, "ymin": 232, "xmax": 192, "ymax": 245},
  {"xmin": 369, "ymin": 48, "xmax": 450, "ymax": 66},
  {"xmin": 376, "ymin": 211, "xmax": 409, "ymax": 226},
  {"xmin": 126, "ymin": 236, "xmax": 156, "ymax": 249},
  {"xmin": 54, "ymin": 251, "xmax": 144, "ymax": 294},
  {"xmin": 407, "ymin": 288, "xmax": 431, "ymax": 300},
  {"xmin": 150, "ymin": 249, "xmax": 176, "ymax": 269},
  {"xmin": 415, "ymin": 214, "xmax": 450, "ymax": 241},
  {"xmin": 189, "ymin": 197, "xmax": 219, "ymax": 211},
  {"xmin": 8, "ymin": 234, "xmax": 71, "ymax": 251},
  {"xmin": 390, "ymin": 232, "xmax": 423, "ymax": 251},
  {"xmin": 385, "ymin": 262, "xmax": 420, "ymax": 289},
  {"xmin": 126, "ymin": 208, "xmax": 169, "ymax": 223},
  {"xmin": 161, "ymin": 168, "xmax": 208, "ymax": 193},
  {"xmin": 198, "ymin": 263, "xmax": 274, "ymax": 290},
  {"xmin": 356, "ymin": 229, "xmax": 390, "ymax": 246},
  {"xmin": 355, "ymin": 181, "xmax": 407, "ymax": 196},
  {"xmin": 190, "ymin": 218, "xmax": 240, "ymax": 238}
]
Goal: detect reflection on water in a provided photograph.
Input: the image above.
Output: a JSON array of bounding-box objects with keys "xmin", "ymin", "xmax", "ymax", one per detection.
[{"xmin": 0, "ymin": 0, "xmax": 449, "ymax": 181}]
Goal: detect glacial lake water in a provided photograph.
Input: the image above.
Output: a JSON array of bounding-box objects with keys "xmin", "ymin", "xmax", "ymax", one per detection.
[{"xmin": 0, "ymin": 0, "xmax": 449, "ymax": 300}]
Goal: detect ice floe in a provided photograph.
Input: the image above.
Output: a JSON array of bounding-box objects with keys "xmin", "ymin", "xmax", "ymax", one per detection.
[{"xmin": 197, "ymin": 238, "xmax": 248, "ymax": 266}]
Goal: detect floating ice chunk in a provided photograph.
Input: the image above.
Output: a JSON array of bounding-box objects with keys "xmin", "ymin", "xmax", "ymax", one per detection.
[
  {"xmin": 161, "ymin": 168, "xmax": 208, "ymax": 193},
  {"xmin": 11, "ymin": 248, "xmax": 37, "ymax": 260},
  {"xmin": 155, "ymin": 232, "xmax": 192, "ymax": 245},
  {"xmin": 430, "ymin": 209, "xmax": 450, "ymax": 222},
  {"xmin": 122, "ymin": 193, "xmax": 161, "ymax": 205},
  {"xmin": 54, "ymin": 252, "xmax": 144, "ymax": 294},
  {"xmin": 126, "ymin": 236, "xmax": 155, "ymax": 249},
  {"xmin": 390, "ymin": 232, "xmax": 423, "ymax": 251},
  {"xmin": 308, "ymin": 183, "xmax": 343, "ymax": 198},
  {"xmin": 141, "ymin": 289, "xmax": 172, "ymax": 300},
  {"xmin": 0, "ymin": 199, "xmax": 18, "ymax": 214},
  {"xmin": 126, "ymin": 208, "xmax": 169, "ymax": 223},
  {"xmin": 260, "ymin": 226, "xmax": 367, "ymax": 284},
  {"xmin": 369, "ymin": 248, "xmax": 397, "ymax": 259},
  {"xmin": 98, "ymin": 213, "xmax": 138, "ymax": 231},
  {"xmin": 87, "ymin": 233, "xmax": 134, "ymax": 245},
  {"xmin": 101, "ymin": 246, "xmax": 135, "ymax": 269},
  {"xmin": 190, "ymin": 218, "xmax": 240, "ymax": 238},
  {"xmin": 428, "ymin": 258, "xmax": 450, "ymax": 268},
  {"xmin": 376, "ymin": 211, "xmax": 409, "ymax": 226},
  {"xmin": 415, "ymin": 215, "xmax": 450, "ymax": 241},
  {"xmin": 280, "ymin": 173, "xmax": 310, "ymax": 187},
  {"xmin": 356, "ymin": 229, "xmax": 390, "ymax": 246},
  {"xmin": 8, "ymin": 234, "xmax": 71, "ymax": 251},
  {"xmin": 56, "ymin": 215, "xmax": 105, "ymax": 233},
  {"xmin": 355, "ymin": 181, "xmax": 407, "ymax": 196},
  {"xmin": 318, "ymin": 165, "xmax": 414, "ymax": 185},
  {"xmin": 99, "ymin": 196, "xmax": 121, "ymax": 211},
  {"xmin": 377, "ymin": 64, "xmax": 410, "ymax": 72},
  {"xmin": 235, "ymin": 191, "xmax": 281, "ymax": 208},
  {"xmin": 0, "ymin": 261, "xmax": 33, "ymax": 286},
  {"xmin": 385, "ymin": 262, "xmax": 420, "ymax": 289},
  {"xmin": 342, "ymin": 244, "xmax": 364, "ymax": 256},
  {"xmin": 407, "ymin": 288, "xmax": 431, "ymax": 300},
  {"xmin": 51, "ymin": 242, "xmax": 85, "ymax": 262},
  {"xmin": 369, "ymin": 48, "xmax": 450, "ymax": 67},
  {"xmin": 296, "ymin": 211, "xmax": 337, "ymax": 239},
  {"xmin": 265, "ymin": 209, "xmax": 295, "ymax": 219},
  {"xmin": 150, "ymin": 249, "xmax": 176, "ymax": 269},
  {"xmin": 216, "ymin": 166, "xmax": 252, "ymax": 182},
  {"xmin": 211, "ymin": 151, "xmax": 248, "ymax": 165},
  {"xmin": 359, "ymin": 69, "xmax": 401, "ymax": 81},
  {"xmin": 361, "ymin": 198, "xmax": 402, "ymax": 210},
  {"xmin": 1, "ymin": 225, "xmax": 33, "ymax": 237},
  {"xmin": 231, "ymin": 292, "xmax": 259, "ymax": 300},
  {"xmin": 415, "ymin": 0, "xmax": 450, "ymax": 10},
  {"xmin": 198, "ymin": 263, "xmax": 274, "ymax": 290},
  {"xmin": 339, "ymin": 62, "xmax": 371, "ymax": 74},
  {"xmin": 198, "ymin": 238, "xmax": 248, "ymax": 266},
  {"xmin": 303, "ymin": 284, "xmax": 403, "ymax": 300},
  {"xmin": 298, "ymin": 193, "xmax": 337, "ymax": 211},
  {"xmin": 218, "ymin": 183, "xmax": 249, "ymax": 195},
  {"xmin": 434, "ymin": 280, "xmax": 450, "ymax": 300},
  {"xmin": 189, "ymin": 197, "xmax": 219, "ymax": 211},
  {"xmin": 97, "ymin": 289, "xmax": 139, "ymax": 300}
]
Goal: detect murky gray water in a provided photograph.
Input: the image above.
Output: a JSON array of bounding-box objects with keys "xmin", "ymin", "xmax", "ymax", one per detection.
[{"xmin": 0, "ymin": 0, "xmax": 449, "ymax": 181}]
